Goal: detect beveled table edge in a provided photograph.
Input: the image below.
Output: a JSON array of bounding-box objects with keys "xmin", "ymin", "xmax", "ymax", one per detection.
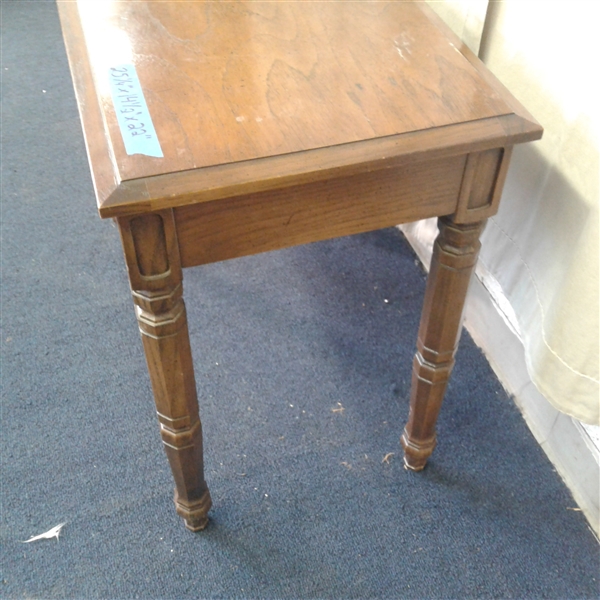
[{"xmin": 99, "ymin": 114, "xmax": 540, "ymax": 218}]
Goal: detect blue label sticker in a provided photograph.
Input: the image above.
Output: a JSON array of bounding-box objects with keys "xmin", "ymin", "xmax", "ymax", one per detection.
[{"xmin": 108, "ymin": 64, "xmax": 163, "ymax": 158}]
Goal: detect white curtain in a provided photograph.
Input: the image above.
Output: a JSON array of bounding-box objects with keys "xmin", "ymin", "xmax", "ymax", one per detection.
[{"xmin": 407, "ymin": 1, "xmax": 599, "ymax": 424}]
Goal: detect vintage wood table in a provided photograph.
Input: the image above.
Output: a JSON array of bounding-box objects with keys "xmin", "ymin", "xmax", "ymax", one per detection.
[{"xmin": 58, "ymin": 1, "xmax": 542, "ymax": 531}]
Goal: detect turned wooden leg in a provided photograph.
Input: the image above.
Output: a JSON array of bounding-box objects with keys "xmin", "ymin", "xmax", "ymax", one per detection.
[
  {"xmin": 118, "ymin": 209, "xmax": 211, "ymax": 531},
  {"xmin": 401, "ymin": 216, "xmax": 486, "ymax": 471}
]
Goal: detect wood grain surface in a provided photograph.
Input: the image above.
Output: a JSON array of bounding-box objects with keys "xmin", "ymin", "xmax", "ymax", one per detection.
[
  {"xmin": 77, "ymin": 1, "xmax": 509, "ymax": 172},
  {"xmin": 58, "ymin": 1, "xmax": 542, "ymax": 217},
  {"xmin": 174, "ymin": 154, "xmax": 465, "ymax": 267}
]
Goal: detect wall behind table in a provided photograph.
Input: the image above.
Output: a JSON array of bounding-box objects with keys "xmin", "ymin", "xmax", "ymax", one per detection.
[{"xmin": 477, "ymin": 0, "xmax": 599, "ymax": 425}]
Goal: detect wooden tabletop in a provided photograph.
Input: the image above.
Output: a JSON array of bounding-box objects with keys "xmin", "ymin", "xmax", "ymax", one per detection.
[{"xmin": 58, "ymin": 1, "xmax": 541, "ymax": 218}]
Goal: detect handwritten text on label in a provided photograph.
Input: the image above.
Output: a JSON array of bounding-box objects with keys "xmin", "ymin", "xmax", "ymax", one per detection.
[{"xmin": 108, "ymin": 64, "xmax": 163, "ymax": 158}]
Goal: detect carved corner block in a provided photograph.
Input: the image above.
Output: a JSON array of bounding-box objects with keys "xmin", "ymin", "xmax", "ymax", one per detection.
[
  {"xmin": 454, "ymin": 146, "xmax": 513, "ymax": 224},
  {"xmin": 118, "ymin": 210, "xmax": 182, "ymax": 293}
]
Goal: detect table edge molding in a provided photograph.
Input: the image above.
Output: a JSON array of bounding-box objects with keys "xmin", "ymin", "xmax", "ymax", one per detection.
[{"xmin": 99, "ymin": 114, "xmax": 540, "ymax": 218}]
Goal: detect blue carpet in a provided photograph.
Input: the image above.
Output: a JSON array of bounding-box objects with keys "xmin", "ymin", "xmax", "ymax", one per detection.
[{"xmin": 1, "ymin": 2, "xmax": 598, "ymax": 598}]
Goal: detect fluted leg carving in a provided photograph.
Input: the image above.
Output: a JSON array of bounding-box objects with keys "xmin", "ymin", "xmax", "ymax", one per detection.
[
  {"xmin": 401, "ymin": 216, "xmax": 486, "ymax": 471},
  {"xmin": 118, "ymin": 210, "xmax": 211, "ymax": 531}
]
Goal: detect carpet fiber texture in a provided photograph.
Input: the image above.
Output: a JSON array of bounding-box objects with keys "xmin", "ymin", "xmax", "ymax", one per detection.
[{"xmin": 1, "ymin": 2, "xmax": 598, "ymax": 598}]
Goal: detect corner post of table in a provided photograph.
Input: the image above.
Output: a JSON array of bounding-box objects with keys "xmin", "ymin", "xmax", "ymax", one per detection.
[
  {"xmin": 401, "ymin": 146, "xmax": 513, "ymax": 471},
  {"xmin": 117, "ymin": 209, "xmax": 212, "ymax": 531}
]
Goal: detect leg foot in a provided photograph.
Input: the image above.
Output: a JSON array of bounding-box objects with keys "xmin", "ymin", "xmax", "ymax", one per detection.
[
  {"xmin": 401, "ymin": 430, "xmax": 436, "ymax": 471},
  {"xmin": 174, "ymin": 488, "xmax": 212, "ymax": 531}
]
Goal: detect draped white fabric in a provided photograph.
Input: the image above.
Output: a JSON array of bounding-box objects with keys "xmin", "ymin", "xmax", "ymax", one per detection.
[{"xmin": 415, "ymin": 1, "xmax": 600, "ymax": 424}]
